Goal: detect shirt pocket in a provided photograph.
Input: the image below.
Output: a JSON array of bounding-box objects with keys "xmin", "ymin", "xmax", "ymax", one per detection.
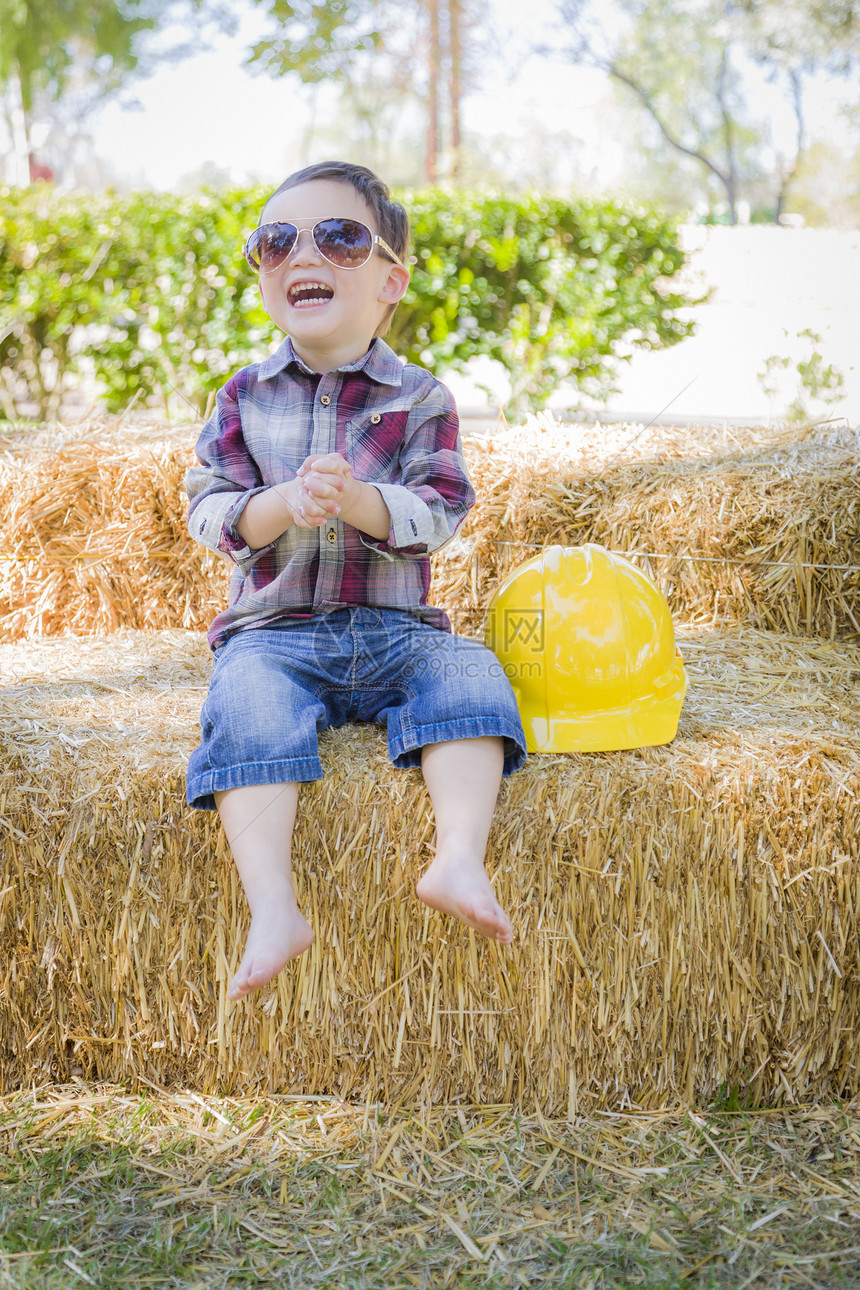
[{"xmin": 345, "ymin": 408, "xmax": 411, "ymax": 481}]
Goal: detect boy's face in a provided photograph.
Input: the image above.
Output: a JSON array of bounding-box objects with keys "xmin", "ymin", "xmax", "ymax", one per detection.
[{"xmin": 257, "ymin": 179, "xmax": 409, "ymax": 373}]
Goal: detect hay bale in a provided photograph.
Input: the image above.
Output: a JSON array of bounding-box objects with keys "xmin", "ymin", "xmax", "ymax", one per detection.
[
  {"xmin": 0, "ymin": 418, "xmax": 228, "ymax": 639},
  {"xmin": 2, "ymin": 415, "xmax": 857, "ymax": 642},
  {"xmin": 2, "ymin": 626, "xmax": 859, "ymax": 1110},
  {"xmin": 435, "ymin": 417, "xmax": 860, "ymax": 640}
]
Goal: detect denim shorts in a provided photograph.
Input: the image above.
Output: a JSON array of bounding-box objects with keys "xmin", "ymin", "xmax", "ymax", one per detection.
[{"xmin": 186, "ymin": 608, "xmax": 527, "ymax": 810}]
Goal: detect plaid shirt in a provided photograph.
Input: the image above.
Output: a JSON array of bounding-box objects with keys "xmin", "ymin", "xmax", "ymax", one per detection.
[{"xmin": 187, "ymin": 337, "xmax": 475, "ymax": 649}]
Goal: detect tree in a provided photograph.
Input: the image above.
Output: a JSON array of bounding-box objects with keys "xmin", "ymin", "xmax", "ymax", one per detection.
[
  {"xmin": 553, "ymin": 0, "xmax": 857, "ymax": 222},
  {"xmin": 737, "ymin": 0, "xmax": 860, "ymax": 68},
  {"xmin": 246, "ymin": 0, "xmax": 483, "ymax": 184},
  {"xmin": 734, "ymin": 0, "xmax": 860, "ymax": 216},
  {"xmin": 0, "ymin": 0, "xmax": 233, "ymax": 183}
]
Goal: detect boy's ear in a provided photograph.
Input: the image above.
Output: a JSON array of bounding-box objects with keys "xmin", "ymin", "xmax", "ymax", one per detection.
[{"xmin": 378, "ymin": 264, "xmax": 410, "ymax": 304}]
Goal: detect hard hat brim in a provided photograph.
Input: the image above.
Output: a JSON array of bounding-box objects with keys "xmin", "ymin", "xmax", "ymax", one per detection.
[{"xmin": 523, "ymin": 652, "xmax": 688, "ymax": 753}]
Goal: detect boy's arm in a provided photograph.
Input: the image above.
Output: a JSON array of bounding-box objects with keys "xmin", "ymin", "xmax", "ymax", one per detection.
[
  {"xmin": 356, "ymin": 379, "xmax": 474, "ymax": 556},
  {"xmin": 337, "ymin": 477, "xmax": 391, "ymax": 540},
  {"xmin": 235, "ymin": 471, "xmax": 343, "ymax": 547},
  {"xmin": 186, "ymin": 379, "xmax": 338, "ymax": 564},
  {"xmin": 186, "ymin": 378, "xmax": 272, "ymax": 567}
]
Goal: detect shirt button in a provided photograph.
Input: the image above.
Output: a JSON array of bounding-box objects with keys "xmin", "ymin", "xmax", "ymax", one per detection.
[
  {"xmin": 326, "ymin": 527, "xmax": 337, "ymax": 544},
  {"xmin": 370, "ymin": 413, "xmax": 381, "ymax": 424},
  {"xmin": 320, "ymin": 394, "xmax": 331, "ymax": 405}
]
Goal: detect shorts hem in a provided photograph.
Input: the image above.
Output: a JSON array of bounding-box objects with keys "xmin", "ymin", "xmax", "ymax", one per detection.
[
  {"xmin": 388, "ymin": 719, "xmax": 527, "ymax": 776},
  {"xmin": 186, "ymin": 756, "xmax": 324, "ymax": 811}
]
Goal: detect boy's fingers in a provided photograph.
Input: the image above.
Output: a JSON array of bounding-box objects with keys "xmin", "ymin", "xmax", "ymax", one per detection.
[
  {"xmin": 297, "ymin": 496, "xmax": 325, "ymax": 519},
  {"xmin": 289, "ymin": 457, "xmax": 349, "ymax": 525},
  {"xmin": 297, "ymin": 481, "xmax": 339, "ymax": 517},
  {"xmin": 299, "ymin": 452, "xmax": 350, "ymax": 478},
  {"xmin": 292, "ymin": 489, "xmax": 330, "ymax": 526},
  {"xmin": 301, "ymin": 477, "xmax": 339, "ymax": 500},
  {"xmin": 302, "ymin": 472, "xmax": 345, "ymax": 497}
]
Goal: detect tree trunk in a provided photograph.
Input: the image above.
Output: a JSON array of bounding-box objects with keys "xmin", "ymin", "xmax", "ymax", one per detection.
[
  {"xmin": 6, "ymin": 65, "xmax": 31, "ymax": 186},
  {"xmin": 426, "ymin": 0, "xmax": 441, "ymax": 183},
  {"xmin": 774, "ymin": 68, "xmax": 805, "ymax": 223},
  {"xmin": 449, "ymin": 0, "xmax": 462, "ymax": 184},
  {"xmin": 715, "ymin": 50, "xmax": 738, "ymax": 224}
]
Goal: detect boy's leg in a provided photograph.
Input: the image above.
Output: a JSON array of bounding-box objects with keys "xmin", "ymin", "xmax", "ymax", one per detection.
[
  {"xmin": 215, "ymin": 782, "xmax": 313, "ymax": 999},
  {"xmin": 416, "ymin": 736, "xmax": 512, "ymax": 944}
]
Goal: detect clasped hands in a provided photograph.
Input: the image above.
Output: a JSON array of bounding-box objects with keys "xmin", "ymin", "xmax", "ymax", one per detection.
[{"xmin": 278, "ymin": 453, "xmax": 354, "ymax": 529}]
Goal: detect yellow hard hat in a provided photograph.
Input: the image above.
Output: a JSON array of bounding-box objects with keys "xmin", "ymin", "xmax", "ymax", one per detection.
[{"xmin": 484, "ymin": 544, "xmax": 687, "ymax": 753}]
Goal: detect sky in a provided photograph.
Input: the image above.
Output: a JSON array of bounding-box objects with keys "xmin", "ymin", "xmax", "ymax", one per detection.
[
  {"xmin": 79, "ymin": 0, "xmax": 856, "ymax": 201},
  {"xmin": 87, "ymin": 0, "xmax": 615, "ymax": 191},
  {"xmin": 3, "ymin": 0, "xmax": 850, "ymax": 195}
]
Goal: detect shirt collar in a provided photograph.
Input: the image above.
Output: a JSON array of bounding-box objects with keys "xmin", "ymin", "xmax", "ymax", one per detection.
[{"xmin": 257, "ymin": 336, "xmax": 404, "ymax": 387}]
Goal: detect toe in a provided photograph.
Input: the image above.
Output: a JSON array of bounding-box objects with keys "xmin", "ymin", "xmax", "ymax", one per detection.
[
  {"xmin": 227, "ymin": 974, "xmax": 251, "ymax": 1000},
  {"xmin": 466, "ymin": 898, "xmax": 510, "ymax": 941}
]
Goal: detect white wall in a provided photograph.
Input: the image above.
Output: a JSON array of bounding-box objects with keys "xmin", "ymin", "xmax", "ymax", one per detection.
[
  {"xmin": 448, "ymin": 226, "xmax": 860, "ymax": 427},
  {"xmin": 573, "ymin": 226, "xmax": 860, "ymax": 426}
]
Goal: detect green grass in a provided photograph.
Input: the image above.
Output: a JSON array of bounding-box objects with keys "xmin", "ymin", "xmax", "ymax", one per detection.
[{"xmin": 1, "ymin": 1087, "xmax": 859, "ymax": 1287}]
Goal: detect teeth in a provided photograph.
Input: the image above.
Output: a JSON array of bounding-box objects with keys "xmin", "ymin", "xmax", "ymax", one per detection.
[
  {"xmin": 288, "ymin": 280, "xmax": 334, "ymax": 309},
  {"xmin": 289, "ymin": 281, "xmax": 328, "ymax": 295}
]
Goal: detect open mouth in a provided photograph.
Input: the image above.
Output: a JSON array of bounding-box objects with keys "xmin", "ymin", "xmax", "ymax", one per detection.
[{"xmin": 288, "ymin": 281, "xmax": 334, "ymax": 308}]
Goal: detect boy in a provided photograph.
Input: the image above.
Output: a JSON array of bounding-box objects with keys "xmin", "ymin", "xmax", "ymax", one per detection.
[{"xmin": 186, "ymin": 161, "xmax": 526, "ymax": 1001}]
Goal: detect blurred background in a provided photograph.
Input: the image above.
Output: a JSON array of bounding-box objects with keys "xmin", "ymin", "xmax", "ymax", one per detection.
[{"xmin": 1, "ymin": 0, "xmax": 858, "ymax": 424}]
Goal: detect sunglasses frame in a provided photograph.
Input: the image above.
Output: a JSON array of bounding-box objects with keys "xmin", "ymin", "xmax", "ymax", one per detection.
[{"xmin": 243, "ymin": 217, "xmax": 407, "ymax": 275}]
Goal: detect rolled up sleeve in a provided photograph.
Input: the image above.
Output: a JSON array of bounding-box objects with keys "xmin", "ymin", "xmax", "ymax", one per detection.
[
  {"xmin": 186, "ymin": 379, "xmax": 275, "ymax": 573},
  {"xmin": 360, "ymin": 381, "xmax": 474, "ymax": 557}
]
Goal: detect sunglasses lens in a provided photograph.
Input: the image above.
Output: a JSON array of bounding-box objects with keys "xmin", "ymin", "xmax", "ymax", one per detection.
[
  {"xmin": 247, "ymin": 224, "xmax": 298, "ymax": 272},
  {"xmin": 314, "ymin": 218, "xmax": 373, "ymax": 268}
]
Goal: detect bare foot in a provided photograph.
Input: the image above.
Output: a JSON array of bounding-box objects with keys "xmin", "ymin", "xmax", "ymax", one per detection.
[
  {"xmin": 228, "ymin": 897, "xmax": 314, "ymax": 1000},
  {"xmin": 416, "ymin": 853, "xmax": 513, "ymax": 944}
]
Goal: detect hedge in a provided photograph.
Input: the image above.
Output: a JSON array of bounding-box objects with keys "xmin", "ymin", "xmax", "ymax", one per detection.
[{"xmin": 0, "ymin": 185, "xmax": 696, "ymax": 420}]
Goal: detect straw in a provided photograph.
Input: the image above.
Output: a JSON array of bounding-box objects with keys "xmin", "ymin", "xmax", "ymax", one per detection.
[
  {"xmin": 432, "ymin": 415, "xmax": 860, "ymax": 641},
  {"xmin": 1, "ymin": 622, "xmax": 858, "ymax": 1109},
  {"xmin": 2, "ymin": 413, "xmax": 857, "ymax": 642}
]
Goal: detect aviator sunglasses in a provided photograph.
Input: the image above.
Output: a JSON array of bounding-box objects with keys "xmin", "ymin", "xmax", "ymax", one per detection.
[{"xmin": 243, "ymin": 217, "xmax": 407, "ymax": 274}]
